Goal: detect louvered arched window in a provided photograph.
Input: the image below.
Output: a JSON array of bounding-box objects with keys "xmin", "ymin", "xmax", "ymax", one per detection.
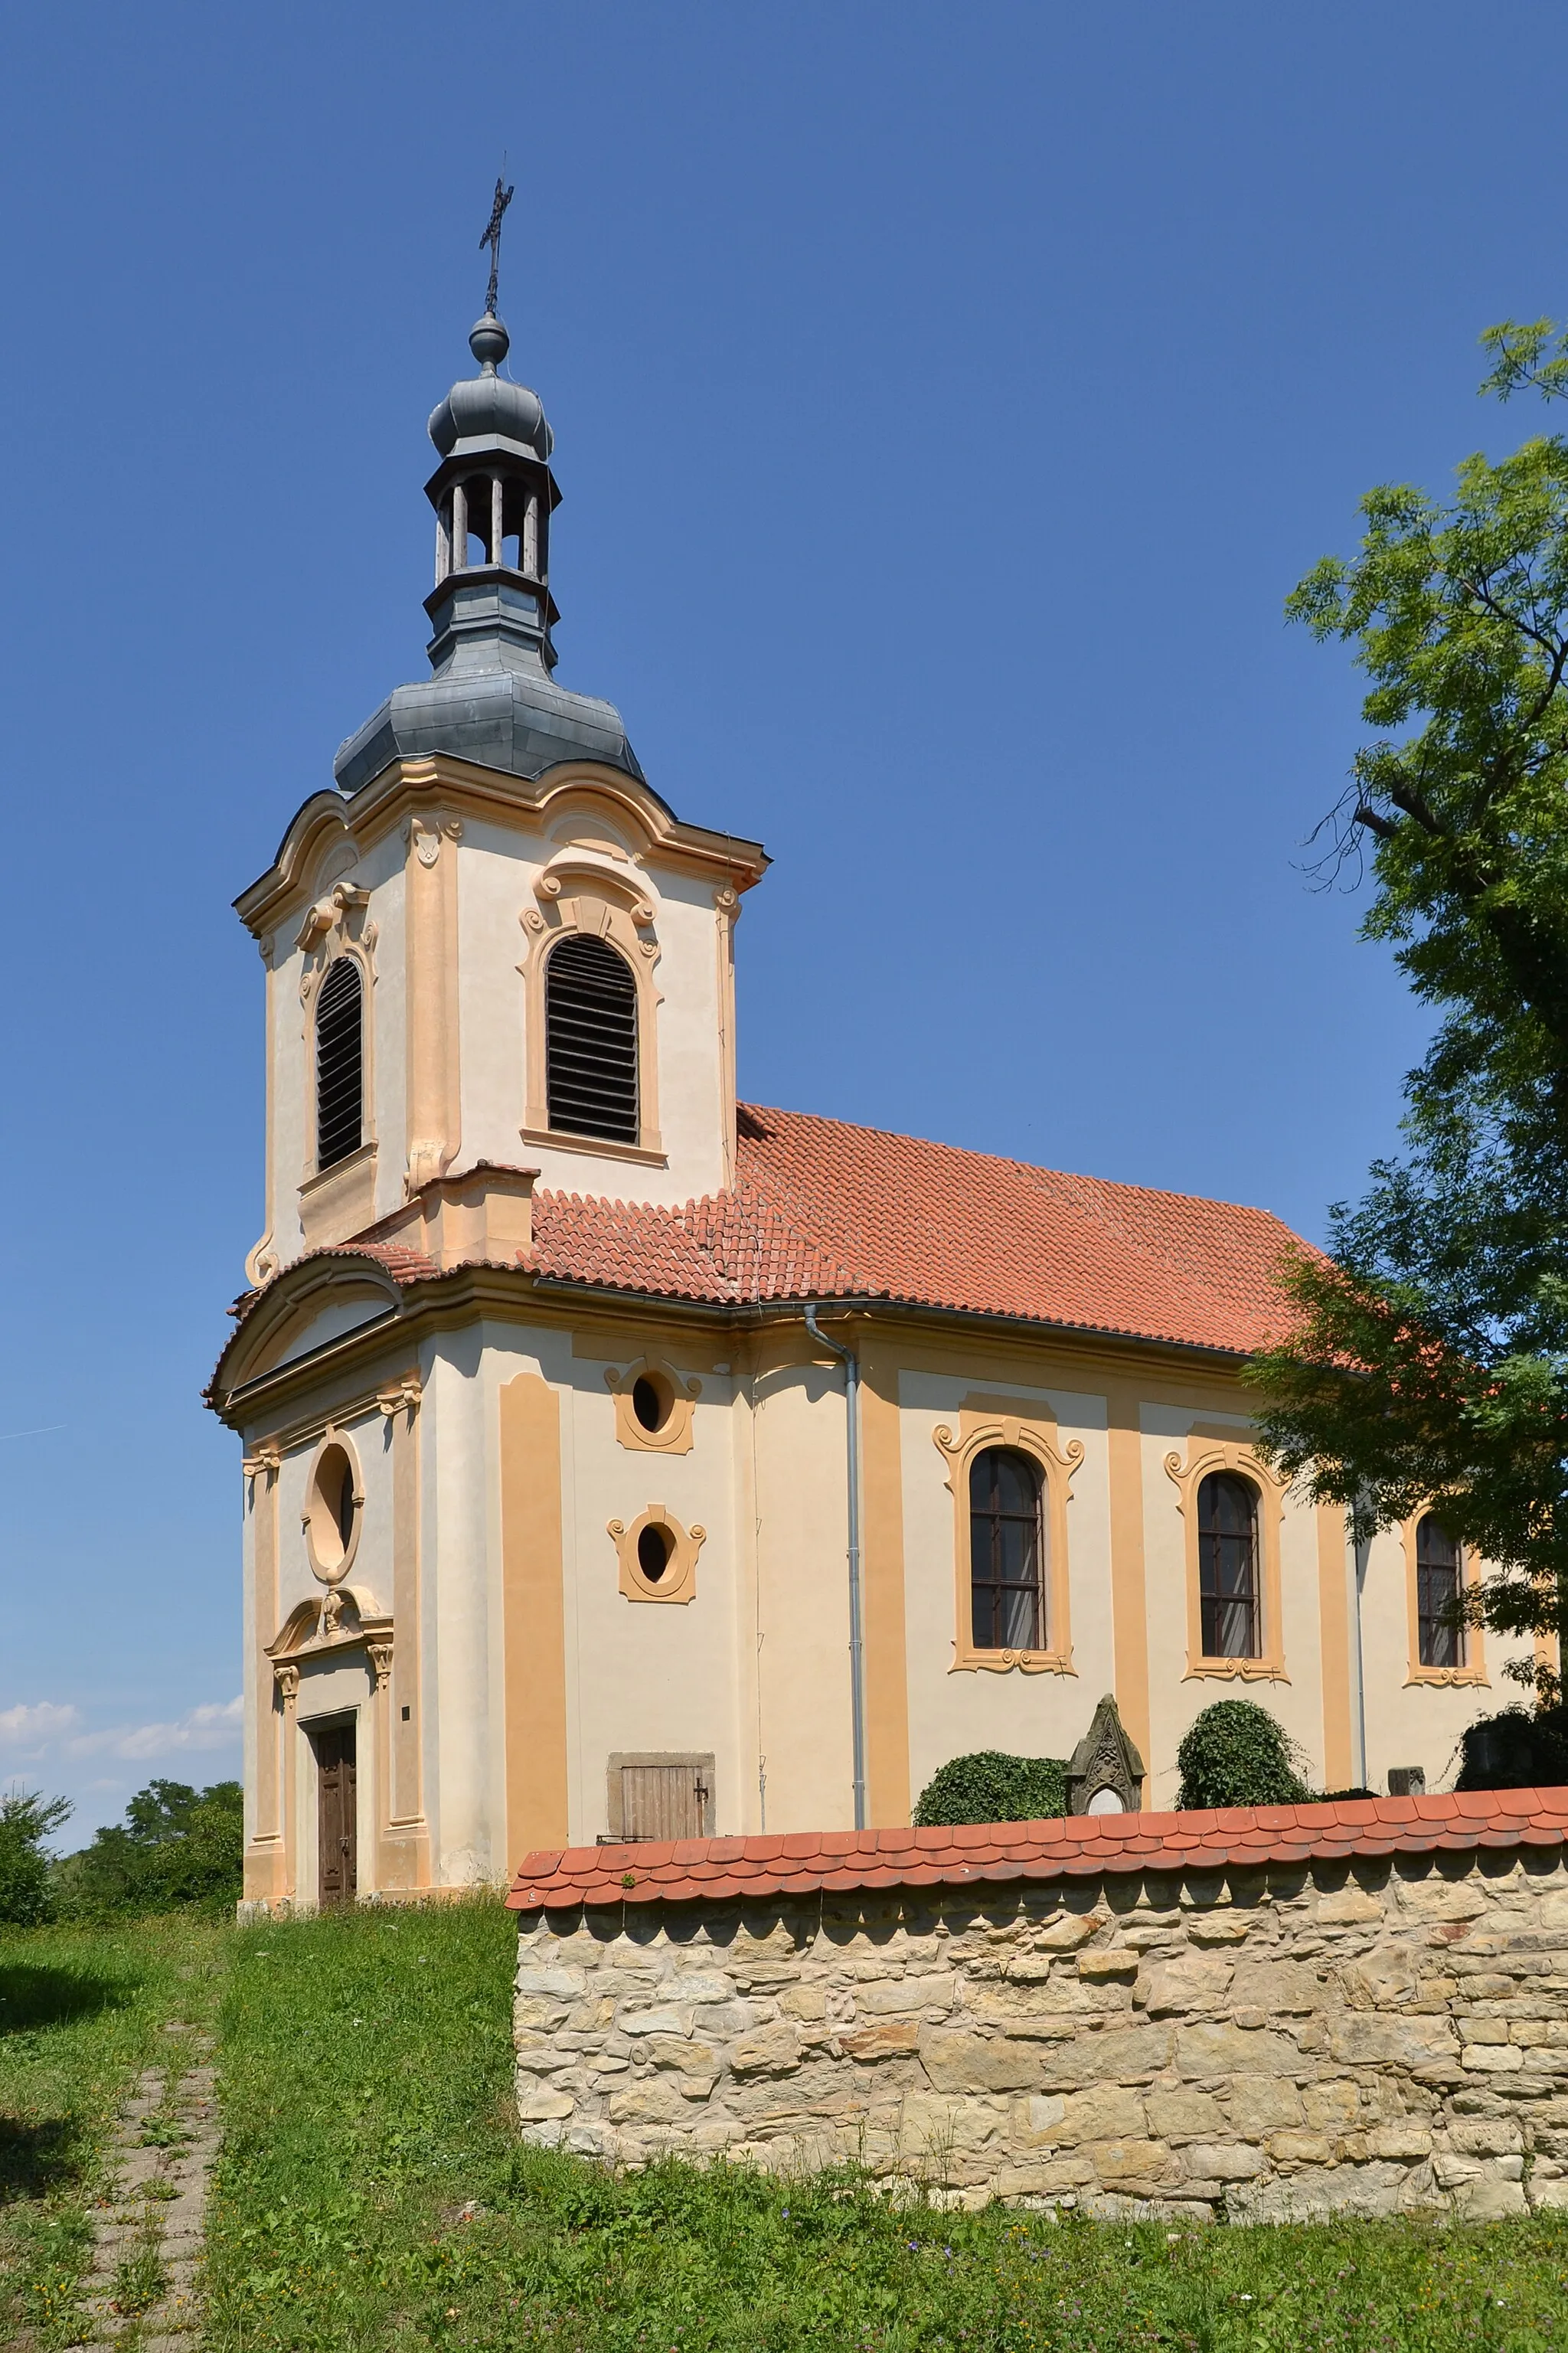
[
  {"xmin": 315, "ymin": 958, "xmax": 364, "ymax": 1169},
  {"xmin": 545, "ymin": 933, "xmax": 639, "ymax": 1143},
  {"xmin": 1416, "ymin": 1515, "xmax": 1465, "ymax": 1668},
  {"xmin": 969, "ymin": 1447, "xmax": 1044, "ymax": 1651},
  {"xmin": 1197, "ymin": 1472, "xmax": 1260, "ymax": 1659}
]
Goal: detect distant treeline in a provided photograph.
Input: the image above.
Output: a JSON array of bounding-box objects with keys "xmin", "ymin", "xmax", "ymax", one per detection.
[{"xmin": 0, "ymin": 1778, "xmax": 242, "ymax": 1925}]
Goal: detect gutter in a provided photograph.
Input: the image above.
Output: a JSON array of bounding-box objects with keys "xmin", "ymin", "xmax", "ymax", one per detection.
[
  {"xmin": 1351, "ymin": 1518, "xmax": 1371, "ymax": 1792},
  {"xmin": 524, "ymin": 1276, "xmax": 1257, "ymax": 1370},
  {"xmin": 804, "ymin": 1304, "xmax": 868, "ymax": 1833}
]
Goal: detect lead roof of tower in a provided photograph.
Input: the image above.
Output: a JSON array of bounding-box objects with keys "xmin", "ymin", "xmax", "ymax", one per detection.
[
  {"xmin": 333, "ymin": 313, "xmax": 645, "ymax": 798},
  {"xmin": 426, "ymin": 313, "xmax": 554, "ymax": 462}
]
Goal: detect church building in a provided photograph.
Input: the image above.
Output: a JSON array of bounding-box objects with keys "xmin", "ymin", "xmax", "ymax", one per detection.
[{"xmin": 208, "ymin": 290, "xmax": 1526, "ymax": 1911}]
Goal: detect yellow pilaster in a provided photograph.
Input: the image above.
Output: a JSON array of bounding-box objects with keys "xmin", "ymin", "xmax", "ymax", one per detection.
[{"xmin": 500, "ymin": 1371, "xmax": 570, "ymax": 1865}]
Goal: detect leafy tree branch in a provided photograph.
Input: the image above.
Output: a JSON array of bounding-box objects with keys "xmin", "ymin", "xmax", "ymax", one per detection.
[{"xmin": 1249, "ymin": 320, "xmax": 1568, "ymax": 1704}]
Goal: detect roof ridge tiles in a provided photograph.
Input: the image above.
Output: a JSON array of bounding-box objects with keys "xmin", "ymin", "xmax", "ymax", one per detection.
[{"xmin": 505, "ymin": 1789, "xmax": 1568, "ymax": 1913}]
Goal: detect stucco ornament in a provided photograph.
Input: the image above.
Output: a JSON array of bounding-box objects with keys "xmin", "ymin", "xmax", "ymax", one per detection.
[
  {"xmin": 409, "ymin": 812, "xmax": 462, "ymax": 868},
  {"xmin": 267, "ymin": 1585, "xmax": 393, "ymax": 1687}
]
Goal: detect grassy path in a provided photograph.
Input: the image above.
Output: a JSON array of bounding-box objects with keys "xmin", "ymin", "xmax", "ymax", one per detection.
[
  {"xmin": 8, "ymin": 1902, "xmax": 1568, "ymax": 2348},
  {"xmin": 205, "ymin": 1897, "xmax": 1568, "ymax": 2353},
  {"xmin": 0, "ymin": 1917, "xmax": 227, "ymax": 2349}
]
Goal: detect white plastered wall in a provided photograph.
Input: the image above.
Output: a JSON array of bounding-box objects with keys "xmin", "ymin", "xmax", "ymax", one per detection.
[
  {"xmin": 240, "ymin": 1469, "xmax": 261, "ymax": 1851},
  {"xmin": 420, "ymin": 1325, "xmax": 499, "ymax": 1887},
  {"xmin": 240, "ymin": 1397, "xmax": 394, "ymax": 1900},
  {"xmin": 560, "ymin": 1345, "xmax": 745, "ymax": 1840},
  {"xmin": 416, "ymin": 1321, "xmax": 756, "ymax": 1864},
  {"xmin": 746, "ymin": 1361, "xmax": 858, "ymax": 1833},
  {"xmin": 897, "ymin": 1371, "xmax": 1115, "ymax": 1807},
  {"xmin": 262, "ymin": 828, "xmax": 408, "ymax": 1264},
  {"xmin": 453, "ymin": 816, "xmax": 731, "ymax": 1204},
  {"xmin": 267, "ymin": 1404, "xmax": 397, "ymax": 1641},
  {"xmin": 365, "ymin": 845, "xmax": 408, "ymax": 1222},
  {"xmin": 1355, "ymin": 1525, "xmax": 1533, "ymax": 1794},
  {"xmin": 1138, "ymin": 1404, "xmax": 1328, "ymax": 1809}
]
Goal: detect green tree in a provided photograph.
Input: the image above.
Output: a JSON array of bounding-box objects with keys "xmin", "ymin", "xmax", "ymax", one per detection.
[
  {"xmin": 0, "ymin": 1789, "xmax": 71, "ymax": 1925},
  {"xmin": 1247, "ymin": 319, "xmax": 1568, "ymax": 1703},
  {"xmin": 54, "ymin": 1779, "xmax": 242, "ymax": 1917}
]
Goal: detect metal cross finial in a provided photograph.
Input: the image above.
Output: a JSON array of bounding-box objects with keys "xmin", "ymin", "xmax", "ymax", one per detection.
[{"xmin": 479, "ymin": 175, "xmax": 515, "ymax": 319}]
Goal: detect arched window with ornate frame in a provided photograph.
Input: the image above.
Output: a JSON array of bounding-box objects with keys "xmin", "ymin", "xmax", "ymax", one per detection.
[
  {"xmin": 1196, "ymin": 1470, "xmax": 1261, "ymax": 1660},
  {"xmin": 1165, "ymin": 1432, "xmax": 1288, "ymax": 1681},
  {"xmin": 314, "ymin": 957, "xmax": 364, "ymax": 1170},
  {"xmin": 296, "ymin": 880, "xmax": 379, "ymax": 1250},
  {"xmin": 969, "ymin": 1446, "xmax": 1046, "ymax": 1652},
  {"xmin": 1401, "ymin": 1509, "xmax": 1488, "ymax": 1686},
  {"xmin": 518, "ymin": 851, "xmax": 665, "ymax": 1163},
  {"xmin": 544, "ymin": 933, "xmax": 638, "ymax": 1142},
  {"xmin": 933, "ymin": 1410, "xmax": 1080, "ymax": 1674}
]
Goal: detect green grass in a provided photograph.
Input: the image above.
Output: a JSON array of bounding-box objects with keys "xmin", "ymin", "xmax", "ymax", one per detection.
[
  {"xmin": 5, "ymin": 1900, "xmax": 1567, "ymax": 2348},
  {"xmin": 204, "ymin": 1896, "xmax": 1568, "ymax": 2352},
  {"xmin": 0, "ymin": 1913, "xmax": 227, "ymax": 2348}
]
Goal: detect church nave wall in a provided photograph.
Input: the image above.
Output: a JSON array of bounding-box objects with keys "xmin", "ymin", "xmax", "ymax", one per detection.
[{"xmin": 895, "ymin": 1368, "xmax": 1116, "ymax": 1814}]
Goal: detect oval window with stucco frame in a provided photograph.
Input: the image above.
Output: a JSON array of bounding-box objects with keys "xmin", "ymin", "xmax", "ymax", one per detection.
[{"xmin": 303, "ymin": 1433, "xmax": 363, "ymax": 1583}]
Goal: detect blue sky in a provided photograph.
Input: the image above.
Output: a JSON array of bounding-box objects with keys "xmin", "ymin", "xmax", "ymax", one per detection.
[{"xmin": 4, "ymin": 2, "xmax": 1566, "ymax": 1834}]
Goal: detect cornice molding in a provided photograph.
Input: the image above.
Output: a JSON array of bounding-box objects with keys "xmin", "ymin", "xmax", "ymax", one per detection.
[
  {"xmin": 235, "ymin": 753, "xmax": 768, "ymax": 937},
  {"xmin": 211, "ymin": 1257, "xmax": 1263, "ymax": 1433},
  {"xmin": 214, "ymin": 1254, "xmax": 406, "ymax": 1403}
]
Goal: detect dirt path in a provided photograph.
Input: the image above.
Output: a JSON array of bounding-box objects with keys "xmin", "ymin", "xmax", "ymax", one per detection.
[{"xmin": 64, "ymin": 2026, "xmax": 218, "ymax": 2351}]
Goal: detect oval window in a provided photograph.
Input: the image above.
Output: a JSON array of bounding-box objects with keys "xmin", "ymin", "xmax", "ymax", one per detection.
[
  {"xmin": 637, "ymin": 1522, "xmax": 673, "ymax": 1584},
  {"xmin": 632, "ymin": 1373, "xmax": 669, "ymax": 1433},
  {"xmin": 305, "ymin": 1442, "xmax": 358, "ymax": 1574}
]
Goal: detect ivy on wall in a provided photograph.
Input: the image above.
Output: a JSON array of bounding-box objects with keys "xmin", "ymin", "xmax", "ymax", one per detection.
[
  {"xmin": 912, "ymin": 1750, "xmax": 1068, "ymax": 1827},
  {"xmin": 1174, "ymin": 1699, "xmax": 1312, "ymax": 1810}
]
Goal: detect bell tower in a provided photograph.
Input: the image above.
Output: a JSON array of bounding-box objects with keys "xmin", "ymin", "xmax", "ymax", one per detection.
[{"xmin": 237, "ymin": 223, "xmax": 766, "ymax": 1281}]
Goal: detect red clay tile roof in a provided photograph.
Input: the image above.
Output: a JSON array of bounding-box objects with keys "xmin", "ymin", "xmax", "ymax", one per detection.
[
  {"xmin": 506, "ymin": 1789, "xmax": 1568, "ymax": 1913},
  {"xmin": 232, "ymin": 1104, "xmax": 1307, "ymax": 1361},
  {"xmin": 524, "ymin": 1103, "xmax": 1305, "ymax": 1354},
  {"xmin": 220, "ymin": 1238, "xmax": 440, "ymax": 1331},
  {"xmin": 320, "ymin": 1240, "xmax": 440, "ymax": 1283}
]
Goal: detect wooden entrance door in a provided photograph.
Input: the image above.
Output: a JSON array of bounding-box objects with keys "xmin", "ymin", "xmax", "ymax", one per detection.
[{"xmin": 314, "ymin": 1722, "xmax": 358, "ymax": 1905}]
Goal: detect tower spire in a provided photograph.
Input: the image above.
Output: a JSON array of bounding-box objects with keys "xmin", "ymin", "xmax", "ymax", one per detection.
[
  {"xmin": 479, "ymin": 175, "xmax": 514, "ymax": 321},
  {"xmin": 331, "ymin": 226, "xmax": 646, "ymax": 795}
]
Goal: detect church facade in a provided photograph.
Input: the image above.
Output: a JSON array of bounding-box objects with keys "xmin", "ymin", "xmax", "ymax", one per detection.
[{"xmin": 209, "ymin": 304, "xmax": 1527, "ymax": 1910}]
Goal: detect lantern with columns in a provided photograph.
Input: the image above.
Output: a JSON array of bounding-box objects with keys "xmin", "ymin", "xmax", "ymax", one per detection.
[{"xmin": 423, "ymin": 309, "xmax": 563, "ymax": 675}]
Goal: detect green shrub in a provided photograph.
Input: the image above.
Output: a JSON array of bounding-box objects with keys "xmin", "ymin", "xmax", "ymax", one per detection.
[
  {"xmin": 53, "ymin": 1779, "xmax": 243, "ymax": 1918},
  {"xmin": 1175, "ymin": 1700, "xmax": 1311, "ymax": 1811},
  {"xmin": 912, "ymin": 1750, "xmax": 1068, "ymax": 1826},
  {"xmin": 1455, "ymin": 1705, "xmax": 1568, "ymax": 1792},
  {"xmin": 0, "ymin": 1789, "xmax": 71, "ymax": 1925}
]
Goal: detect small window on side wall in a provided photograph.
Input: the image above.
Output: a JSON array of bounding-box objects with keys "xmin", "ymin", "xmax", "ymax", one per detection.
[
  {"xmin": 545, "ymin": 933, "xmax": 639, "ymax": 1143},
  {"xmin": 315, "ymin": 959, "xmax": 364, "ymax": 1169},
  {"xmin": 969, "ymin": 1446, "xmax": 1044, "ymax": 1652},
  {"xmin": 1197, "ymin": 1471, "xmax": 1260, "ymax": 1659},
  {"xmin": 1416, "ymin": 1515, "xmax": 1465, "ymax": 1669}
]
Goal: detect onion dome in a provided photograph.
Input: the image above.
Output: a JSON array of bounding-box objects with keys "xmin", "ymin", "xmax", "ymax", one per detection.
[{"xmin": 426, "ymin": 313, "xmax": 554, "ymax": 462}]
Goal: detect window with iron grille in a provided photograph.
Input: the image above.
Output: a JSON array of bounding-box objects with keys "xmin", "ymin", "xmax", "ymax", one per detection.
[
  {"xmin": 545, "ymin": 933, "xmax": 639, "ymax": 1143},
  {"xmin": 1197, "ymin": 1471, "xmax": 1260, "ymax": 1658},
  {"xmin": 969, "ymin": 1447, "xmax": 1044, "ymax": 1650},
  {"xmin": 1416, "ymin": 1514, "xmax": 1465, "ymax": 1668},
  {"xmin": 315, "ymin": 958, "xmax": 363, "ymax": 1170}
]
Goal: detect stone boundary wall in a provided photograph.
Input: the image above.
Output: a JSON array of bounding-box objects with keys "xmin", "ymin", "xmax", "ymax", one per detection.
[{"xmin": 511, "ymin": 1795, "xmax": 1568, "ymax": 2217}]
